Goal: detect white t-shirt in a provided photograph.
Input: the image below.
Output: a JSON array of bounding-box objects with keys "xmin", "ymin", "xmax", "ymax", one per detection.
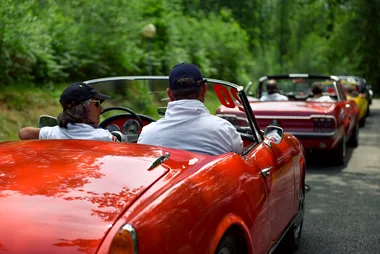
[
  {"xmin": 307, "ymin": 96, "xmax": 335, "ymax": 102},
  {"xmin": 138, "ymin": 100, "xmax": 243, "ymax": 155},
  {"xmin": 39, "ymin": 123, "xmax": 116, "ymax": 141},
  {"xmin": 260, "ymin": 93, "xmax": 289, "ymax": 101}
]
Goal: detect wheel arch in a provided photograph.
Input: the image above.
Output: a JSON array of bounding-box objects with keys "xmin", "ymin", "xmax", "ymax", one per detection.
[{"xmin": 209, "ymin": 214, "xmax": 253, "ymax": 254}]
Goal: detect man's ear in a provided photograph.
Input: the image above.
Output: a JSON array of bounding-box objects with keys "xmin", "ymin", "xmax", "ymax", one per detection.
[{"xmin": 167, "ymin": 88, "xmax": 176, "ymax": 101}]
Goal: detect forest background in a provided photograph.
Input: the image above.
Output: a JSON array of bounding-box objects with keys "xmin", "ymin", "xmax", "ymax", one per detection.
[{"xmin": 0, "ymin": 0, "xmax": 379, "ymax": 140}]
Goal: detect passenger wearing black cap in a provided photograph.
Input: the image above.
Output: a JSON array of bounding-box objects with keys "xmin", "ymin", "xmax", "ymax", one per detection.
[
  {"xmin": 18, "ymin": 82, "xmax": 117, "ymax": 141},
  {"xmin": 138, "ymin": 63, "xmax": 243, "ymax": 155}
]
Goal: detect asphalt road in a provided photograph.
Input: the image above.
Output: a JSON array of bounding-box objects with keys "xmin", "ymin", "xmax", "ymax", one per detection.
[{"xmin": 294, "ymin": 99, "xmax": 380, "ymax": 254}]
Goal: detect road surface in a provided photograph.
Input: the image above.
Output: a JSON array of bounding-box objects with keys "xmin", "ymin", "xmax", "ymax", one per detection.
[{"xmin": 295, "ymin": 99, "xmax": 380, "ymax": 254}]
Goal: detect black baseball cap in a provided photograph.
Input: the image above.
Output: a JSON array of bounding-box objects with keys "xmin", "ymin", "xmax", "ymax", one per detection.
[
  {"xmin": 169, "ymin": 63, "xmax": 206, "ymax": 90},
  {"xmin": 60, "ymin": 82, "xmax": 111, "ymax": 110}
]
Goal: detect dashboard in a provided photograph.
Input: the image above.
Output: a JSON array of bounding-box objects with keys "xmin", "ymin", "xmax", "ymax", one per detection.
[{"xmin": 99, "ymin": 114, "xmax": 156, "ymax": 135}]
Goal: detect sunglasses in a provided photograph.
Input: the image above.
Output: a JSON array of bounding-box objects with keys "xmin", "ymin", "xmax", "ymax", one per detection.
[{"xmin": 89, "ymin": 99, "xmax": 102, "ymax": 108}]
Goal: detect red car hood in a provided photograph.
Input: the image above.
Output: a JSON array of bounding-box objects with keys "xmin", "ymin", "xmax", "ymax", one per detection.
[
  {"xmin": 248, "ymin": 101, "xmax": 336, "ymax": 116},
  {"xmin": 0, "ymin": 140, "xmax": 208, "ymax": 253}
]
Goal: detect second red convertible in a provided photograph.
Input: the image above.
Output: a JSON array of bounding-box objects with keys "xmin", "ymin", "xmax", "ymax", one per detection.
[
  {"xmin": 0, "ymin": 77, "xmax": 305, "ymax": 254},
  {"xmin": 216, "ymin": 74, "xmax": 359, "ymax": 166}
]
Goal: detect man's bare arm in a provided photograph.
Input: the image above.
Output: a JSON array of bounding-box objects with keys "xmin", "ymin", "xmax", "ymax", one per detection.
[{"xmin": 18, "ymin": 127, "xmax": 41, "ymax": 140}]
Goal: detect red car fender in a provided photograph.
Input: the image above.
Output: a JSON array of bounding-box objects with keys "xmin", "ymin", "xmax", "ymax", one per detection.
[
  {"xmin": 208, "ymin": 213, "xmax": 254, "ymax": 254},
  {"xmin": 354, "ymin": 105, "xmax": 359, "ymax": 117},
  {"xmin": 344, "ymin": 115, "xmax": 350, "ymax": 133}
]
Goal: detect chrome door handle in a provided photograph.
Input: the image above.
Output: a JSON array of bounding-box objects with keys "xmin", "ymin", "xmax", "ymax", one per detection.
[{"xmin": 261, "ymin": 166, "xmax": 273, "ymax": 177}]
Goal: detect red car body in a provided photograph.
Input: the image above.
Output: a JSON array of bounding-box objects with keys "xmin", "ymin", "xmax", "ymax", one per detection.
[
  {"xmin": 216, "ymin": 74, "xmax": 359, "ymax": 166},
  {"xmin": 0, "ymin": 77, "xmax": 306, "ymax": 254}
]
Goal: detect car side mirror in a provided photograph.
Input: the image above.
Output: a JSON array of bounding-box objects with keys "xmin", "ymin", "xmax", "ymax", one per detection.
[
  {"xmin": 38, "ymin": 115, "xmax": 58, "ymax": 128},
  {"xmin": 264, "ymin": 126, "xmax": 284, "ymax": 146},
  {"xmin": 157, "ymin": 107, "xmax": 167, "ymax": 117}
]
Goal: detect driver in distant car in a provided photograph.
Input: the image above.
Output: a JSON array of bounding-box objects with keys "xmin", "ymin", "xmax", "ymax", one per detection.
[
  {"xmin": 18, "ymin": 82, "xmax": 118, "ymax": 141},
  {"xmin": 307, "ymin": 82, "xmax": 336, "ymax": 102},
  {"xmin": 137, "ymin": 63, "xmax": 243, "ymax": 155},
  {"xmin": 260, "ymin": 79, "xmax": 289, "ymax": 101}
]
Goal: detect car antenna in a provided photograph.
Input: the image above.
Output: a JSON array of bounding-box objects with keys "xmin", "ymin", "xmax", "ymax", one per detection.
[{"xmin": 148, "ymin": 152, "xmax": 170, "ymax": 170}]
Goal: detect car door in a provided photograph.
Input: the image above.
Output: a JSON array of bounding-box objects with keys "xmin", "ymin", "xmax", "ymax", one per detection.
[
  {"xmin": 265, "ymin": 136, "xmax": 295, "ymax": 242},
  {"xmin": 244, "ymin": 142, "xmax": 274, "ymax": 253},
  {"xmin": 245, "ymin": 137, "xmax": 295, "ymax": 245}
]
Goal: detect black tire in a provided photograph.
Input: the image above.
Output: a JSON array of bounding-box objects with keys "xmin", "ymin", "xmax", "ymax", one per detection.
[
  {"xmin": 282, "ymin": 183, "xmax": 305, "ymax": 252},
  {"xmin": 330, "ymin": 137, "xmax": 346, "ymax": 166},
  {"xmin": 366, "ymin": 105, "xmax": 370, "ymax": 117},
  {"xmin": 347, "ymin": 122, "xmax": 359, "ymax": 147},
  {"xmin": 359, "ymin": 116, "xmax": 366, "ymax": 127},
  {"xmin": 215, "ymin": 235, "xmax": 238, "ymax": 254}
]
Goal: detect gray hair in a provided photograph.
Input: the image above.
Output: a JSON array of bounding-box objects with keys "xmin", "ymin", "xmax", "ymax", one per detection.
[
  {"xmin": 58, "ymin": 100, "xmax": 92, "ymax": 128},
  {"xmin": 171, "ymin": 78, "xmax": 203, "ymax": 100}
]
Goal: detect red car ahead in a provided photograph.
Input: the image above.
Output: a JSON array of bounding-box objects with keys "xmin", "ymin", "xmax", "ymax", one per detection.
[
  {"xmin": 216, "ymin": 74, "xmax": 359, "ymax": 166},
  {"xmin": 0, "ymin": 77, "xmax": 305, "ymax": 254}
]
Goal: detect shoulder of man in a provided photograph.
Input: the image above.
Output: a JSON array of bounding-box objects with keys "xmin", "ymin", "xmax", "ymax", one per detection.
[
  {"xmin": 281, "ymin": 94, "xmax": 289, "ymax": 100},
  {"xmin": 215, "ymin": 117, "xmax": 241, "ymax": 135}
]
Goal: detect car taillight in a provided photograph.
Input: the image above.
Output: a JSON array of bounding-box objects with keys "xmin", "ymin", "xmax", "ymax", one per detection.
[
  {"xmin": 109, "ymin": 223, "xmax": 137, "ymax": 254},
  {"xmin": 312, "ymin": 117, "xmax": 336, "ymax": 132}
]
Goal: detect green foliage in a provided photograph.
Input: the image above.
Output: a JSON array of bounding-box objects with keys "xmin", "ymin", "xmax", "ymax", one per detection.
[
  {"xmin": 0, "ymin": 0, "xmax": 379, "ymax": 92},
  {"xmin": 291, "ymin": 34, "xmax": 330, "ymax": 73},
  {"xmin": 0, "ymin": 83, "xmax": 64, "ymax": 141},
  {"xmin": 1, "ymin": 0, "xmax": 380, "ymax": 141}
]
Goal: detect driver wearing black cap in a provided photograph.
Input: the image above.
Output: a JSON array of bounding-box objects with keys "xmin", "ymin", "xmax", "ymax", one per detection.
[
  {"xmin": 138, "ymin": 63, "xmax": 243, "ymax": 155},
  {"xmin": 18, "ymin": 82, "xmax": 118, "ymax": 141}
]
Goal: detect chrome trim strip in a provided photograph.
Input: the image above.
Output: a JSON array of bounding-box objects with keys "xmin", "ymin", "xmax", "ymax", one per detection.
[
  {"xmin": 254, "ymin": 114, "xmax": 336, "ymax": 120},
  {"xmin": 119, "ymin": 223, "xmax": 138, "ymax": 254},
  {"xmin": 289, "ymin": 74, "xmax": 309, "ymax": 78},
  {"xmin": 289, "ymin": 131, "xmax": 336, "ymax": 137},
  {"xmin": 84, "ymin": 76, "xmax": 169, "ymax": 84},
  {"xmin": 263, "ymin": 139, "xmax": 272, "ymax": 148},
  {"xmin": 259, "ymin": 76, "xmax": 268, "ymax": 82},
  {"xmin": 332, "ymin": 80, "xmax": 342, "ymax": 101},
  {"xmin": 148, "ymin": 152, "xmax": 170, "ymax": 170},
  {"xmin": 261, "ymin": 166, "xmax": 273, "ymax": 177},
  {"xmin": 84, "ymin": 76, "xmax": 243, "ymax": 90}
]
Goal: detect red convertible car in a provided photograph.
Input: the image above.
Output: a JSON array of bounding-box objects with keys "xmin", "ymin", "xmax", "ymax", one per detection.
[
  {"xmin": 0, "ymin": 77, "xmax": 305, "ymax": 254},
  {"xmin": 216, "ymin": 74, "xmax": 359, "ymax": 166}
]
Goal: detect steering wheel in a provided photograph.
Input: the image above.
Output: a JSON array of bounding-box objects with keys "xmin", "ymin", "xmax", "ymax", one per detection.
[{"xmin": 99, "ymin": 106, "xmax": 144, "ymax": 132}]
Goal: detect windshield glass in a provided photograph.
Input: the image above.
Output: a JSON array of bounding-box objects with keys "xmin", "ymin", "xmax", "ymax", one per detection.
[
  {"xmin": 250, "ymin": 77, "xmax": 338, "ymax": 99},
  {"xmin": 85, "ymin": 77, "xmax": 261, "ymax": 142},
  {"xmin": 87, "ymin": 77, "xmax": 245, "ymax": 120}
]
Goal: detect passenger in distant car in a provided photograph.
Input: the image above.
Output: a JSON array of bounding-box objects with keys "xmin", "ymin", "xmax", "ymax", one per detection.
[
  {"xmin": 307, "ymin": 82, "xmax": 336, "ymax": 102},
  {"xmin": 260, "ymin": 79, "xmax": 289, "ymax": 101}
]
